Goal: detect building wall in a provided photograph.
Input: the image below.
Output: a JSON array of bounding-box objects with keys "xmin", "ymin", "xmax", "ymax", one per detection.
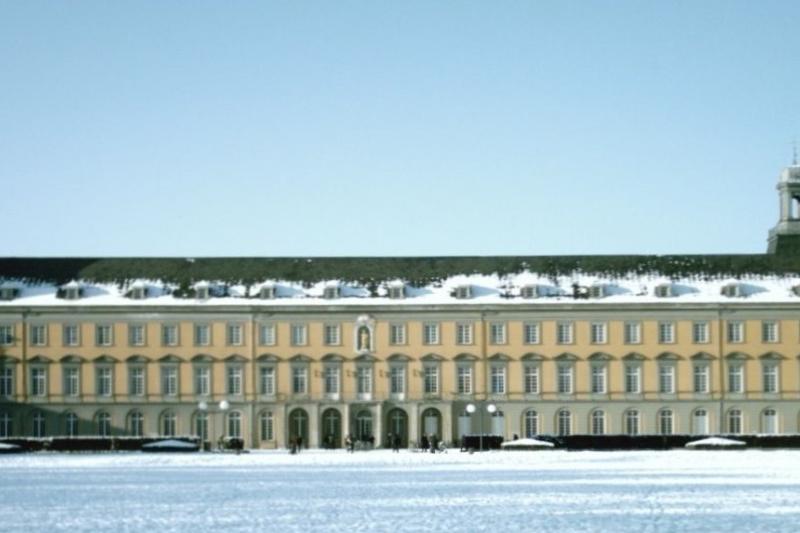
[{"xmin": 1, "ymin": 304, "xmax": 799, "ymax": 447}]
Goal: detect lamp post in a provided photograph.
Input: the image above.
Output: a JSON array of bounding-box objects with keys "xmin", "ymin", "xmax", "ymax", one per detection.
[
  {"xmin": 466, "ymin": 401, "xmax": 497, "ymax": 451},
  {"xmin": 198, "ymin": 400, "xmax": 230, "ymax": 451}
]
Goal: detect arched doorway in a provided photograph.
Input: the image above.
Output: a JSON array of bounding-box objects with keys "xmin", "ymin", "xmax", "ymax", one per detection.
[
  {"xmin": 386, "ymin": 408, "xmax": 408, "ymax": 447},
  {"xmin": 420, "ymin": 408, "xmax": 441, "ymax": 440},
  {"xmin": 288, "ymin": 408, "xmax": 309, "ymax": 448},
  {"xmin": 321, "ymin": 408, "xmax": 342, "ymax": 448},
  {"xmin": 355, "ymin": 409, "xmax": 373, "ymax": 442}
]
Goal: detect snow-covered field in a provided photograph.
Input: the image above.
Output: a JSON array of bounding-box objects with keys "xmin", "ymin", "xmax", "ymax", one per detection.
[{"xmin": 1, "ymin": 449, "xmax": 799, "ymax": 532}]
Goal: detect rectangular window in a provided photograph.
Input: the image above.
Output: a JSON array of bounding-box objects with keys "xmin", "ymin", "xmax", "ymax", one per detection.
[
  {"xmin": 0, "ymin": 367, "xmax": 13, "ymax": 397},
  {"xmin": 259, "ymin": 367, "xmax": 275, "ymax": 395},
  {"xmin": 624, "ymin": 364, "xmax": 641, "ymax": 394},
  {"xmin": 194, "ymin": 324, "xmax": 211, "ymax": 346},
  {"xmin": 389, "ymin": 324, "xmax": 406, "ymax": 345},
  {"xmin": 162, "ymin": 367, "xmax": 178, "ymax": 396},
  {"xmin": 422, "ymin": 323, "xmax": 440, "ymax": 345},
  {"xmin": 524, "ymin": 365, "xmax": 539, "ymax": 394},
  {"xmin": 227, "ymin": 324, "xmax": 244, "ymax": 346},
  {"xmin": 30, "ymin": 325, "xmax": 47, "ymax": 346},
  {"xmin": 64, "ymin": 367, "xmax": 79, "ymax": 397},
  {"xmin": 258, "ymin": 324, "xmax": 276, "ymax": 346},
  {"xmin": 290, "ymin": 324, "xmax": 307, "ymax": 346},
  {"xmin": 455, "ymin": 323, "xmax": 473, "ymax": 345},
  {"xmin": 763, "ymin": 364, "xmax": 779, "ymax": 393},
  {"xmin": 423, "ymin": 365, "xmax": 439, "ymax": 394},
  {"xmin": 727, "ymin": 321, "xmax": 744, "ymax": 343},
  {"xmin": 557, "ymin": 364, "xmax": 573, "ymax": 394},
  {"xmin": 523, "ymin": 322, "xmax": 541, "ymax": 344},
  {"xmin": 490, "ymin": 365, "xmax": 506, "ymax": 394},
  {"xmin": 556, "ymin": 322, "xmax": 573, "ymax": 344},
  {"xmin": 323, "ymin": 324, "xmax": 341, "ymax": 346},
  {"xmin": 728, "ymin": 364, "xmax": 743, "ymax": 393},
  {"xmin": 130, "ymin": 367, "xmax": 145, "ymax": 396},
  {"xmin": 591, "ymin": 365, "xmax": 607, "ymax": 394},
  {"xmin": 31, "ymin": 367, "xmax": 47, "ymax": 396},
  {"xmin": 659, "ymin": 364, "xmax": 675, "ymax": 394},
  {"xmin": 762, "ymin": 321, "xmax": 779, "ymax": 343},
  {"xmin": 162, "ymin": 324, "xmax": 179, "ymax": 346},
  {"xmin": 128, "ymin": 324, "xmax": 146, "ymax": 347},
  {"xmin": 227, "ymin": 366, "xmax": 243, "ymax": 395},
  {"xmin": 390, "ymin": 366, "xmax": 405, "ymax": 394},
  {"xmin": 590, "ymin": 322, "xmax": 607, "ymax": 344},
  {"xmin": 457, "ymin": 366, "xmax": 473, "ymax": 394},
  {"xmin": 63, "ymin": 324, "xmax": 80, "ymax": 347},
  {"xmin": 95, "ymin": 324, "xmax": 113, "ymax": 346},
  {"xmin": 624, "ymin": 322, "xmax": 641, "ymax": 344},
  {"xmin": 357, "ymin": 367, "xmax": 372, "ymax": 395},
  {"xmin": 693, "ymin": 364, "xmax": 709, "ymax": 393},
  {"xmin": 0, "ymin": 324, "xmax": 14, "ymax": 346},
  {"xmin": 97, "ymin": 367, "xmax": 112, "ymax": 396},
  {"xmin": 692, "ymin": 321, "xmax": 710, "ymax": 344},
  {"xmin": 292, "ymin": 366, "xmax": 307, "ymax": 394},
  {"xmin": 658, "ymin": 322, "xmax": 675, "ymax": 344},
  {"xmin": 324, "ymin": 366, "xmax": 340, "ymax": 394},
  {"xmin": 193, "ymin": 367, "xmax": 210, "ymax": 395},
  {"xmin": 489, "ymin": 323, "xmax": 507, "ymax": 345}
]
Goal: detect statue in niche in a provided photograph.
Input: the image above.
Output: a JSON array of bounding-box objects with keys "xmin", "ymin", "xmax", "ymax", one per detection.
[{"xmin": 358, "ymin": 326, "xmax": 371, "ymax": 352}]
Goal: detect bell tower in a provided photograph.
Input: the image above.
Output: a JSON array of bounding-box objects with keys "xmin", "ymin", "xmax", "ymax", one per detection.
[{"xmin": 767, "ymin": 159, "xmax": 800, "ymax": 254}]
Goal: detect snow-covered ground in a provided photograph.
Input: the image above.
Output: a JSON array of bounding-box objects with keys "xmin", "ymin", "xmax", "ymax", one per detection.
[{"xmin": 1, "ymin": 449, "xmax": 799, "ymax": 532}]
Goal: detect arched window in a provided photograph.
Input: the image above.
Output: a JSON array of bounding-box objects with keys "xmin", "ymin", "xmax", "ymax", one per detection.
[
  {"xmin": 658, "ymin": 409, "xmax": 673, "ymax": 435},
  {"xmin": 692, "ymin": 408, "xmax": 709, "ymax": 435},
  {"xmin": 591, "ymin": 410, "xmax": 605, "ymax": 435},
  {"xmin": 727, "ymin": 409, "xmax": 742, "ymax": 434},
  {"xmin": 259, "ymin": 411, "xmax": 273, "ymax": 441},
  {"xmin": 65, "ymin": 412, "xmax": 79, "ymax": 437},
  {"xmin": 161, "ymin": 411, "xmax": 176, "ymax": 437},
  {"xmin": 557, "ymin": 409, "xmax": 571, "ymax": 436},
  {"xmin": 624, "ymin": 410, "xmax": 640, "ymax": 436},
  {"xmin": 127, "ymin": 410, "xmax": 144, "ymax": 437},
  {"xmin": 523, "ymin": 410, "xmax": 539, "ymax": 437},
  {"xmin": 762, "ymin": 408, "xmax": 778, "ymax": 434},
  {"xmin": 356, "ymin": 410, "xmax": 373, "ymax": 441},
  {"xmin": 227, "ymin": 411, "xmax": 242, "ymax": 438},
  {"xmin": 96, "ymin": 411, "xmax": 111, "ymax": 437},
  {"xmin": 0, "ymin": 411, "xmax": 12, "ymax": 438},
  {"xmin": 194, "ymin": 411, "xmax": 208, "ymax": 441},
  {"xmin": 32, "ymin": 410, "xmax": 46, "ymax": 437}
]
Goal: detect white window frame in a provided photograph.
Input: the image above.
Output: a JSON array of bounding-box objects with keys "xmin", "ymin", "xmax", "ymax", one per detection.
[
  {"xmin": 31, "ymin": 366, "xmax": 47, "ymax": 397},
  {"xmin": 30, "ymin": 324, "xmax": 47, "ymax": 347},
  {"xmin": 693, "ymin": 363, "xmax": 710, "ymax": 394},
  {"xmin": 259, "ymin": 366, "xmax": 275, "ymax": 396},
  {"xmin": 455, "ymin": 323, "xmax": 473, "ymax": 345},
  {"xmin": 692, "ymin": 321, "xmax": 710, "ymax": 344},
  {"xmin": 324, "ymin": 365, "xmax": 340, "ymax": 396},
  {"xmin": 389, "ymin": 323, "xmax": 407, "ymax": 345},
  {"xmin": 227, "ymin": 323, "xmax": 244, "ymax": 346},
  {"xmin": 194, "ymin": 324, "xmax": 211, "ymax": 347},
  {"xmin": 659, "ymin": 363, "xmax": 676, "ymax": 394},
  {"xmin": 161, "ymin": 366, "xmax": 179, "ymax": 397},
  {"xmin": 162, "ymin": 324, "xmax": 179, "ymax": 347},
  {"xmin": 356, "ymin": 365, "xmax": 373, "ymax": 397},
  {"xmin": 728, "ymin": 363, "xmax": 744, "ymax": 393},
  {"xmin": 623, "ymin": 321, "xmax": 641, "ymax": 344},
  {"xmin": 95, "ymin": 324, "xmax": 113, "ymax": 347},
  {"xmin": 389, "ymin": 365, "xmax": 405, "ymax": 395},
  {"xmin": 590, "ymin": 322, "xmax": 607, "ymax": 344},
  {"xmin": 762, "ymin": 321, "xmax": 779, "ymax": 343},
  {"xmin": 590, "ymin": 364, "xmax": 607, "ymax": 394},
  {"xmin": 624, "ymin": 364, "xmax": 641, "ymax": 394},
  {"xmin": 524, "ymin": 364, "xmax": 540, "ymax": 395},
  {"xmin": 258, "ymin": 323, "xmax": 276, "ymax": 346},
  {"xmin": 292, "ymin": 365, "xmax": 308, "ymax": 395},
  {"xmin": 422, "ymin": 323, "xmax": 440, "ymax": 345},
  {"xmin": 323, "ymin": 324, "xmax": 341, "ymax": 346},
  {"xmin": 556, "ymin": 322, "xmax": 574, "ymax": 344},
  {"xmin": 523, "ymin": 322, "xmax": 541, "ymax": 344},
  {"xmin": 0, "ymin": 366, "xmax": 14, "ymax": 397},
  {"xmin": 227, "ymin": 365, "xmax": 243, "ymax": 395},
  {"xmin": 490, "ymin": 364, "xmax": 506, "ymax": 395},
  {"xmin": 423, "ymin": 364, "xmax": 439, "ymax": 395},
  {"xmin": 96, "ymin": 366, "xmax": 113, "ymax": 397},
  {"xmin": 63, "ymin": 366, "xmax": 80, "ymax": 397},
  {"xmin": 456, "ymin": 364, "xmax": 473, "ymax": 395},
  {"xmin": 63, "ymin": 324, "xmax": 80, "ymax": 347},
  {"xmin": 763, "ymin": 363, "xmax": 779, "ymax": 393},
  {"xmin": 290, "ymin": 324, "xmax": 308, "ymax": 347},
  {"xmin": 727, "ymin": 321, "xmax": 745, "ymax": 343},
  {"xmin": 129, "ymin": 366, "xmax": 146, "ymax": 397},
  {"xmin": 0, "ymin": 324, "xmax": 14, "ymax": 346},
  {"xmin": 128, "ymin": 323, "xmax": 146, "ymax": 347},
  {"xmin": 658, "ymin": 321, "xmax": 675, "ymax": 344},
  {"xmin": 489, "ymin": 322, "xmax": 507, "ymax": 345},
  {"xmin": 557, "ymin": 363, "xmax": 573, "ymax": 394}
]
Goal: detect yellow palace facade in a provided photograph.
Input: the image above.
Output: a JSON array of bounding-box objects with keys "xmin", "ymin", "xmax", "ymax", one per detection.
[{"xmin": 2, "ymin": 163, "xmax": 800, "ymax": 448}]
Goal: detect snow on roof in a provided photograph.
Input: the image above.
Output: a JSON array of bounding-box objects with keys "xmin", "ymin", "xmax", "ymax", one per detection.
[
  {"xmin": 685, "ymin": 437, "xmax": 746, "ymax": 448},
  {"xmin": 2, "ymin": 272, "xmax": 800, "ymax": 307}
]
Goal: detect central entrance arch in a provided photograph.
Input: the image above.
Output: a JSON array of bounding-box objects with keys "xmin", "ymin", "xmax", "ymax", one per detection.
[
  {"xmin": 321, "ymin": 408, "xmax": 342, "ymax": 448},
  {"xmin": 385, "ymin": 408, "xmax": 408, "ymax": 448},
  {"xmin": 420, "ymin": 407, "xmax": 442, "ymax": 440},
  {"xmin": 288, "ymin": 408, "xmax": 309, "ymax": 448}
]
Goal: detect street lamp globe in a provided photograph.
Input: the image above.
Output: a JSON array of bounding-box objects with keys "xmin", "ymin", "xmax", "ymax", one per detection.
[
  {"xmin": 219, "ymin": 400, "xmax": 230, "ymax": 411},
  {"xmin": 465, "ymin": 403, "xmax": 476, "ymax": 414},
  {"xmin": 198, "ymin": 400, "xmax": 208, "ymax": 411},
  {"xmin": 486, "ymin": 403, "xmax": 497, "ymax": 414}
]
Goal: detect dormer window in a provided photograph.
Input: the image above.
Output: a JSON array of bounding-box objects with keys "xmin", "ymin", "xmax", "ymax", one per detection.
[
  {"xmin": 195, "ymin": 285, "xmax": 210, "ymax": 300},
  {"xmin": 323, "ymin": 285, "xmax": 341, "ymax": 299},
  {"xmin": 721, "ymin": 283, "xmax": 743, "ymax": 298},
  {"xmin": 454, "ymin": 285, "xmax": 472, "ymax": 300},
  {"xmin": 259, "ymin": 285, "xmax": 276, "ymax": 299},
  {"xmin": 0, "ymin": 287, "xmax": 19, "ymax": 301},
  {"xmin": 654, "ymin": 284, "xmax": 674, "ymax": 298},
  {"xmin": 128, "ymin": 286, "xmax": 148, "ymax": 300},
  {"xmin": 521, "ymin": 285, "xmax": 542, "ymax": 299},
  {"xmin": 589, "ymin": 285, "xmax": 606, "ymax": 299},
  {"xmin": 59, "ymin": 283, "xmax": 82, "ymax": 301},
  {"xmin": 388, "ymin": 284, "xmax": 405, "ymax": 300}
]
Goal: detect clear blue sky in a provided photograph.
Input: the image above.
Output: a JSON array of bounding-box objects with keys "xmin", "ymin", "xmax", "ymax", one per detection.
[{"xmin": 2, "ymin": 1, "xmax": 799, "ymax": 257}]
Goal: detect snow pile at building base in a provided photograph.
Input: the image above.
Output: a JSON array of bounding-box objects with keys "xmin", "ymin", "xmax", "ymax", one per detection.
[
  {"xmin": 141, "ymin": 439, "xmax": 199, "ymax": 452},
  {"xmin": 685, "ymin": 437, "xmax": 747, "ymax": 448},
  {"xmin": 500, "ymin": 438, "xmax": 555, "ymax": 449}
]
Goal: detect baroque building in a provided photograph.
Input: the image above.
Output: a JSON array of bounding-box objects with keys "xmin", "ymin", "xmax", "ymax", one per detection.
[{"xmin": 2, "ymin": 164, "xmax": 800, "ymax": 448}]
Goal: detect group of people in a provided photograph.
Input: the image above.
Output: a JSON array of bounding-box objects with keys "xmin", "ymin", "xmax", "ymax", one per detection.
[
  {"xmin": 419, "ymin": 434, "xmax": 445, "ymax": 453},
  {"xmin": 289, "ymin": 435, "xmax": 304, "ymax": 454},
  {"xmin": 290, "ymin": 433, "xmax": 446, "ymax": 453}
]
